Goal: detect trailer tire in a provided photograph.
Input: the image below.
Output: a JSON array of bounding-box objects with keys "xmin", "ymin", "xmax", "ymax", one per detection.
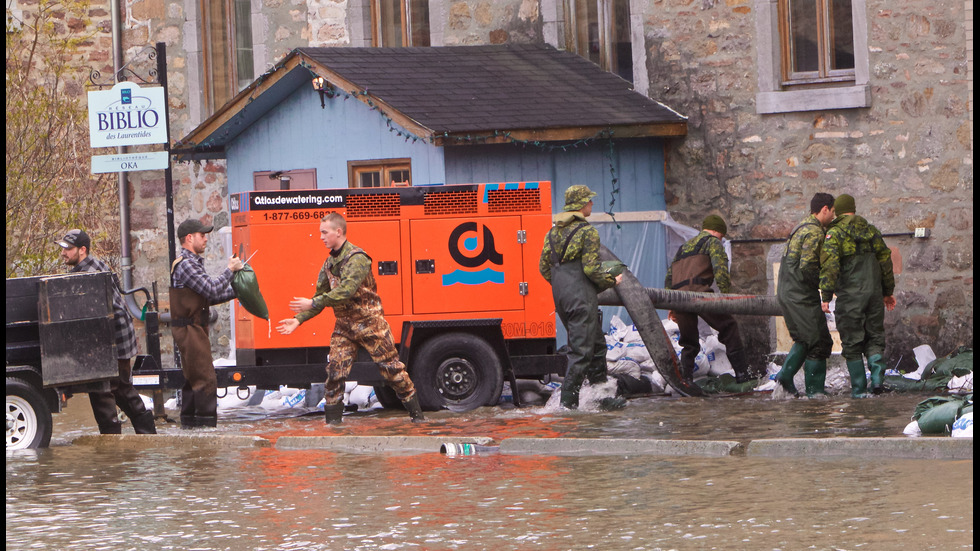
[
  {"xmin": 6, "ymin": 377, "xmax": 52, "ymax": 450},
  {"xmin": 372, "ymin": 385, "xmax": 403, "ymax": 410},
  {"xmin": 412, "ymin": 333, "xmax": 503, "ymax": 412}
]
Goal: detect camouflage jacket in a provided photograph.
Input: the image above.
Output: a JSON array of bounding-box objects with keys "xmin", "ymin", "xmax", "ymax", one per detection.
[
  {"xmin": 664, "ymin": 230, "xmax": 731, "ymax": 293},
  {"xmin": 783, "ymin": 214, "xmax": 826, "ymax": 289},
  {"xmin": 295, "ymin": 240, "xmax": 379, "ymax": 324},
  {"xmin": 539, "ymin": 211, "xmax": 616, "ymax": 291},
  {"xmin": 820, "ymin": 214, "xmax": 895, "ymax": 303}
]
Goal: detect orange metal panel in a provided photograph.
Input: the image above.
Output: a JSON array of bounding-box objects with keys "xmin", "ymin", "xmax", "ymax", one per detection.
[
  {"xmin": 230, "ymin": 181, "xmax": 556, "ymax": 350},
  {"xmin": 409, "ymin": 216, "xmax": 524, "ymax": 315}
]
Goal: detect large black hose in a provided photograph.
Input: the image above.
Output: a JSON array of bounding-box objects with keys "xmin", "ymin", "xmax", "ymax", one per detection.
[
  {"xmin": 599, "ymin": 245, "xmax": 705, "ymax": 397},
  {"xmin": 597, "ymin": 287, "xmax": 782, "ymax": 316}
]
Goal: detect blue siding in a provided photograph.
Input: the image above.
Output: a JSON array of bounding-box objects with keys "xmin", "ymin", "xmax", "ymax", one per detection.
[
  {"xmin": 225, "ymin": 85, "xmax": 445, "ymax": 193},
  {"xmin": 442, "ymin": 138, "xmax": 666, "ymax": 213}
]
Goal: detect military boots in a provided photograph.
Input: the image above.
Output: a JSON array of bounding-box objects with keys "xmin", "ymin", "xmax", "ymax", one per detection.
[{"xmin": 403, "ymin": 394, "xmax": 425, "ymax": 423}]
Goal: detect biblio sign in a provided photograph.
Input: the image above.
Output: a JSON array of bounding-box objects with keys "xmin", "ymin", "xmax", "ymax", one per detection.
[{"xmin": 88, "ymin": 82, "xmax": 167, "ymax": 147}]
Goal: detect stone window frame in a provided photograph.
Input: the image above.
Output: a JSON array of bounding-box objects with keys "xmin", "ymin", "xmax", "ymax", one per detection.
[
  {"xmin": 754, "ymin": 0, "xmax": 871, "ymax": 114},
  {"xmin": 198, "ymin": 0, "xmax": 255, "ymax": 116},
  {"xmin": 542, "ymin": 0, "xmax": 650, "ymax": 94},
  {"xmin": 349, "ymin": 0, "xmax": 434, "ymax": 47}
]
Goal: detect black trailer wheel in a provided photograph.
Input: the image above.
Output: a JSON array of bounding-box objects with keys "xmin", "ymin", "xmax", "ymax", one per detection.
[
  {"xmin": 6, "ymin": 377, "xmax": 52, "ymax": 450},
  {"xmin": 372, "ymin": 385, "xmax": 403, "ymax": 410},
  {"xmin": 412, "ymin": 333, "xmax": 503, "ymax": 412}
]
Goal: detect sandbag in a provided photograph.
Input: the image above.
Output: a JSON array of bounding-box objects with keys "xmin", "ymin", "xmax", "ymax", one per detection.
[
  {"xmin": 231, "ymin": 264, "xmax": 269, "ymax": 320},
  {"xmin": 913, "ymin": 394, "xmax": 972, "ymax": 435}
]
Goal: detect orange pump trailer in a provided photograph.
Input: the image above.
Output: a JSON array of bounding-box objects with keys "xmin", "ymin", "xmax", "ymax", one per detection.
[{"xmin": 225, "ymin": 181, "xmax": 564, "ymax": 411}]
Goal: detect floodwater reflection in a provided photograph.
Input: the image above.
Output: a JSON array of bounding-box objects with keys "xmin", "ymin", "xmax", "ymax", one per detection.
[{"xmin": 5, "ymin": 392, "xmax": 974, "ymax": 550}]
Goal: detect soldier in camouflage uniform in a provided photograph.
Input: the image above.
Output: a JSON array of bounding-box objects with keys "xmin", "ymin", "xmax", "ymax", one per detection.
[
  {"xmin": 277, "ymin": 213, "xmax": 423, "ymax": 423},
  {"xmin": 664, "ymin": 215, "xmax": 754, "ymax": 384},
  {"xmin": 820, "ymin": 194, "xmax": 896, "ymax": 397},
  {"xmin": 773, "ymin": 193, "xmax": 837, "ymax": 397},
  {"xmin": 539, "ymin": 185, "xmax": 623, "ymax": 409}
]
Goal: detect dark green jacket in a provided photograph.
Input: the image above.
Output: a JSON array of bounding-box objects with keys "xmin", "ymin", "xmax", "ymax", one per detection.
[
  {"xmin": 820, "ymin": 214, "xmax": 895, "ymax": 303},
  {"xmin": 539, "ymin": 211, "xmax": 616, "ymax": 291},
  {"xmin": 784, "ymin": 214, "xmax": 826, "ymax": 290}
]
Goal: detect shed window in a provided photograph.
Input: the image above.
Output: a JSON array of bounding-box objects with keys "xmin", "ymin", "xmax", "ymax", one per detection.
[{"xmin": 349, "ymin": 159, "xmax": 412, "ymax": 188}]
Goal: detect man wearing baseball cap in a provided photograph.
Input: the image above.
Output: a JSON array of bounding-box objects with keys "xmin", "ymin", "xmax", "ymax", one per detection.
[
  {"xmin": 170, "ymin": 218, "xmax": 243, "ymax": 428},
  {"xmin": 539, "ymin": 185, "xmax": 624, "ymax": 410},
  {"xmin": 664, "ymin": 215, "xmax": 756, "ymax": 386},
  {"xmin": 57, "ymin": 229, "xmax": 157, "ymax": 435}
]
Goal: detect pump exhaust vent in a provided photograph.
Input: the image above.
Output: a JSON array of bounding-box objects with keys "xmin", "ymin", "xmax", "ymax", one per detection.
[
  {"xmin": 423, "ymin": 190, "xmax": 478, "ymax": 216},
  {"xmin": 346, "ymin": 193, "xmax": 401, "ymax": 218},
  {"xmin": 487, "ymin": 188, "xmax": 541, "ymax": 213}
]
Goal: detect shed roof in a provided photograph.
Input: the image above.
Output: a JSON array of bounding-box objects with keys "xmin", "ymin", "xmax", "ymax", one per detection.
[{"xmin": 176, "ymin": 44, "xmax": 687, "ymax": 158}]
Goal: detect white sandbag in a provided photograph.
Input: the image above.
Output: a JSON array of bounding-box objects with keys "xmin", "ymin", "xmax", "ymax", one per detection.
[
  {"xmin": 903, "ymin": 419, "xmax": 922, "ymax": 437},
  {"xmin": 279, "ymin": 388, "xmax": 307, "ymax": 408},
  {"xmin": 608, "ymin": 357, "xmax": 642, "ymax": 378},
  {"xmin": 703, "ymin": 335, "xmax": 734, "ymax": 376},
  {"xmin": 607, "ymin": 315, "xmax": 630, "ymax": 342},
  {"xmin": 951, "ymin": 411, "xmax": 973, "ymax": 438},
  {"xmin": 348, "ymin": 384, "xmax": 382, "ymax": 410},
  {"xmin": 623, "ymin": 342, "xmax": 651, "ymax": 364},
  {"xmin": 217, "ymin": 385, "xmax": 256, "ymax": 410},
  {"xmin": 606, "ymin": 338, "xmax": 627, "ymax": 361},
  {"xmin": 947, "ymin": 372, "xmax": 973, "ymax": 394},
  {"xmin": 905, "ymin": 344, "xmax": 937, "ymax": 380},
  {"xmin": 622, "ymin": 323, "xmax": 644, "ymax": 344}
]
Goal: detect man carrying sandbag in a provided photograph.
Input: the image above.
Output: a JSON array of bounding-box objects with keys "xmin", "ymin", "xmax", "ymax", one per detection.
[{"xmin": 170, "ymin": 219, "xmax": 243, "ymax": 428}]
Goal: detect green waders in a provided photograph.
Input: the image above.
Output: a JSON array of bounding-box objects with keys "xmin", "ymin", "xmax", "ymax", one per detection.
[
  {"xmin": 833, "ymin": 248, "xmax": 886, "ymax": 398},
  {"xmin": 551, "ymin": 258, "xmax": 608, "ymax": 409},
  {"xmin": 776, "ymin": 229, "xmax": 833, "ymax": 397}
]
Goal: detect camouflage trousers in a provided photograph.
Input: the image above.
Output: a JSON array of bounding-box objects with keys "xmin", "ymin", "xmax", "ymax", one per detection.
[{"xmin": 325, "ymin": 314, "xmax": 416, "ymax": 405}]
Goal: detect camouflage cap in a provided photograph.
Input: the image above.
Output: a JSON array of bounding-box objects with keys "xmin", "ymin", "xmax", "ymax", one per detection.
[{"xmin": 563, "ymin": 185, "xmax": 597, "ymax": 212}]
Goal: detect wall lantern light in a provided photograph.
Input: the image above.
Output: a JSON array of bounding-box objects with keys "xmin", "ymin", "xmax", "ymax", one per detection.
[{"xmin": 312, "ymin": 76, "xmax": 335, "ymax": 108}]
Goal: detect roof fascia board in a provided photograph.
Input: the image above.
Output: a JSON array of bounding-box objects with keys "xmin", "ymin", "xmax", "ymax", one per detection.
[{"xmin": 178, "ymin": 54, "xmax": 308, "ymax": 150}]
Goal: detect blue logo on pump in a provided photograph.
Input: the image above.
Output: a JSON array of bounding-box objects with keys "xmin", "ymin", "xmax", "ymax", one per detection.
[{"xmin": 442, "ymin": 222, "xmax": 505, "ymax": 286}]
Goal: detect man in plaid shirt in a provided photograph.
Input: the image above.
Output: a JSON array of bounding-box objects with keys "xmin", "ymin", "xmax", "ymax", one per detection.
[
  {"xmin": 170, "ymin": 219, "xmax": 243, "ymax": 428},
  {"xmin": 58, "ymin": 229, "xmax": 156, "ymax": 434}
]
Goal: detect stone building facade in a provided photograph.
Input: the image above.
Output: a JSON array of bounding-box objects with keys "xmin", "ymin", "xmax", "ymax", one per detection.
[{"xmin": 31, "ymin": 0, "xmax": 971, "ymax": 367}]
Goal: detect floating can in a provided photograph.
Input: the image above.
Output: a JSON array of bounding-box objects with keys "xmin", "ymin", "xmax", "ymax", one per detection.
[{"xmin": 440, "ymin": 442, "xmax": 499, "ymax": 456}]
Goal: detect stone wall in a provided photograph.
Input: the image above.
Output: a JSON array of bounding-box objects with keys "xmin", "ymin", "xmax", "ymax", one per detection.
[{"xmin": 637, "ymin": 0, "xmax": 973, "ymax": 365}]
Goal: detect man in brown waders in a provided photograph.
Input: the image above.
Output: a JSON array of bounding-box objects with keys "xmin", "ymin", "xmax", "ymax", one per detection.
[
  {"xmin": 664, "ymin": 215, "xmax": 755, "ymax": 386},
  {"xmin": 58, "ymin": 229, "xmax": 157, "ymax": 434},
  {"xmin": 276, "ymin": 213, "xmax": 424, "ymax": 424},
  {"xmin": 170, "ymin": 219, "xmax": 243, "ymax": 428}
]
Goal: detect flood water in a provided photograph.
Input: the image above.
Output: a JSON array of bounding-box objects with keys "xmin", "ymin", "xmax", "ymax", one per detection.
[{"xmin": 6, "ymin": 390, "xmax": 974, "ymax": 550}]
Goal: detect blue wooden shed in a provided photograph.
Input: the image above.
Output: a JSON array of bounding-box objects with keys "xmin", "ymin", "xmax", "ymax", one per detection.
[{"xmin": 176, "ymin": 44, "xmax": 689, "ymax": 331}]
